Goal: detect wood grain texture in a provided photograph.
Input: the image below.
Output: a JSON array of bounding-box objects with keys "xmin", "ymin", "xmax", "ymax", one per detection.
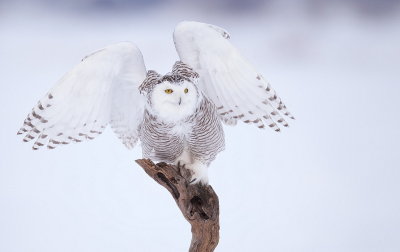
[{"xmin": 135, "ymin": 159, "xmax": 219, "ymax": 252}]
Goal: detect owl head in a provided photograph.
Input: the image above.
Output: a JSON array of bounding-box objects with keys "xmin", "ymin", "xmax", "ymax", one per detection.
[{"xmin": 139, "ymin": 61, "xmax": 201, "ymax": 123}]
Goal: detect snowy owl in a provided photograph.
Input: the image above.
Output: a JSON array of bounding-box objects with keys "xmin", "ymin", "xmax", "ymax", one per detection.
[{"xmin": 17, "ymin": 21, "xmax": 294, "ymax": 184}]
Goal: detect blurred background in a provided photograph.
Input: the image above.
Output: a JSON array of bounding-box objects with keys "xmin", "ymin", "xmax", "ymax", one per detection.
[{"xmin": 1, "ymin": 0, "xmax": 400, "ymax": 251}]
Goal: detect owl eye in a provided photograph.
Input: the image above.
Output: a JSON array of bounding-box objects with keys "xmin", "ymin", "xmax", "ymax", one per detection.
[
  {"xmin": 184, "ymin": 88, "xmax": 189, "ymax": 93},
  {"xmin": 164, "ymin": 89, "xmax": 173, "ymax": 94}
]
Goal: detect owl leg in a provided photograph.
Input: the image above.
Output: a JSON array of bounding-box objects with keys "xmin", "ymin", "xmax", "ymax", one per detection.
[
  {"xmin": 174, "ymin": 149, "xmax": 193, "ymax": 167},
  {"xmin": 173, "ymin": 150, "xmax": 208, "ymax": 184},
  {"xmin": 176, "ymin": 161, "xmax": 186, "ymax": 177},
  {"xmin": 187, "ymin": 161, "xmax": 208, "ymax": 185}
]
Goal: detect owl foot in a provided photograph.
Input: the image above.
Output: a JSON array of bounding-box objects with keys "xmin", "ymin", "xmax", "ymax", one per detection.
[
  {"xmin": 187, "ymin": 162, "xmax": 208, "ymax": 185},
  {"xmin": 174, "ymin": 160, "xmax": 208, "ymax": 185},
  {"xmin": 175, "ymin": 161, "xmax": 191, "ymax": 180}
]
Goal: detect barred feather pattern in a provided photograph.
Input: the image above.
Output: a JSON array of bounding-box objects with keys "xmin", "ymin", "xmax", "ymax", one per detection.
[
  {"xmin": 187, "ymin": 96, "xmax": 225, "ymax": 165},
  {"xmin": 139, "ymin": 111, "xmax": 184, "ymax": 163},
  {"xmin": 173, "ymin": 21, "xmax": 295, "ymax": 132},
  {"xmin": 138, "ymin": 70, "xmax": 162, "ymax": 94},
  {"xmin": 17, "ymin": 92, "xmax": 107, "ymax": 150},
  {"xmin": 139, "ymin": 95, "xmax": 225, "ymax": 166},
  {"xmin": 17, "ymin": 41, "xmax": 147, "ymax": 150},
  {"xmin": 171, "ymin": 61, "xmax": 199, "ymax": 81}
]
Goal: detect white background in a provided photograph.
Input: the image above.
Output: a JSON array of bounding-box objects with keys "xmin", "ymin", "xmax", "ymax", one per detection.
[{"xmin": 1, "ymin": 2, "xmax": 400, "ymax": 251}]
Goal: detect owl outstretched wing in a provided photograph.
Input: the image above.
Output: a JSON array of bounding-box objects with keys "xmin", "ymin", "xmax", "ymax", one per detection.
[
  {"xmin": 173, "ymin": 21, "xmax": 294, "ymax": 131},
  {"xmin": 17, "ymin": 42, "xmax": 147, "ymax": 149}
]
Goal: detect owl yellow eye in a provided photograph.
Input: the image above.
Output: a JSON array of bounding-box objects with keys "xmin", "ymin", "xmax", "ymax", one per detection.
[
  {"xmin": 184, "ymin": 88, "xmax": 189, "ymax": 93},
  {"xmin": 164, "ymin": 89, "xmax": 173, "ymax": 94}
]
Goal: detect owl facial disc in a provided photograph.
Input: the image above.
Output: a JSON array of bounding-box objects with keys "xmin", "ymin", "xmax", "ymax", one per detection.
[{"xmin": 150, "ymin": 80, "xmax": 199, "ymax": 123}]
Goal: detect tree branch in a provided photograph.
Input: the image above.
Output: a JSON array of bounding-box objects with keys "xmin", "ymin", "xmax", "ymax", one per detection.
[{"xmin": 135, "ymin": 159, "xmax": 220, "ymax": 252}]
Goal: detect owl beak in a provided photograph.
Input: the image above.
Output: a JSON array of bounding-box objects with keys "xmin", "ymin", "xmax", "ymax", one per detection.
[{"xmin": 178, "ymin": 97, "xmax": 182, "ymax": 105}]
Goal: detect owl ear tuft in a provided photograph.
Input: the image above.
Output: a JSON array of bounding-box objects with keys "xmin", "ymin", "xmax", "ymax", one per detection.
[
  {"xmin": 172, "ymin": 61, "xmax": 199, "ymax": 81},
  {"xmin": 139, "ymin": 70, "xmax": 162, "ymax": 94}
]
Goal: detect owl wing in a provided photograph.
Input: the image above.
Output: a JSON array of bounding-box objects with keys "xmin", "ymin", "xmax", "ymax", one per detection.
[
  {"xmin": 173, "ymin": 21, "xmax": 294, "ymax": 131},
  {"xmin": 17, "ymin": 42, "xmax": 147, "ymax": 150}
]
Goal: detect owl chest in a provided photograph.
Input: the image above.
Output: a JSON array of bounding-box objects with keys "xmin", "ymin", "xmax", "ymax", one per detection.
[
  {"xmin": 140, "ymin": 111, "xmax": 193, "ymax": 142},
  {"xmin": 145, "ymin": 120, "xmax": 193, "ymax": 140},
  {"xmin": 168, "ymin": 122, "xmax": 193, "ymax": 137},
  {"xmin": 140, "ymin": 115, "xmax": 193, "ymax": 162}
]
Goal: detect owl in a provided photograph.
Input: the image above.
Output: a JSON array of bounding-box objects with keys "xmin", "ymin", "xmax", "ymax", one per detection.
[{"xmin": 17, "ymin": 21, "xmax": 294, "ymax": 184}]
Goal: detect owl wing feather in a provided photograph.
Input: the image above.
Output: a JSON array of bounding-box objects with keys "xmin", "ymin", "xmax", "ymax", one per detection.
[
  {"xmin": 18, "ymin": 42, "xmax": 147, "ymax": 150},
  {"xmin": 173, "ymin": 21, "xmax": 294, "ymax": 131}
]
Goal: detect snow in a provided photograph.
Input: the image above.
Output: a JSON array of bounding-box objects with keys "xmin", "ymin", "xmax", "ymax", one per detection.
[{"xmin": 1, "ymin": 3, "xmax": 400, "ymax": 252}]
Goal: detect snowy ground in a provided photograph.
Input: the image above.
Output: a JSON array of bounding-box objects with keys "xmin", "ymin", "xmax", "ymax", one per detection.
[{"xmin": 1, "ymin": 3, "xmax": 400, "ymax": 252}]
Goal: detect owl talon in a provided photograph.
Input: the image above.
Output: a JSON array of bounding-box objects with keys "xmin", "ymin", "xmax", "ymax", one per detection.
[
  {"xmin": 176, "ymin": 161, "xmax": 185, "ymax": 169},
  {"xmin": 187, "ymin": 163, "xmax": 208, "ymax": 185},
  {"xmin": 176, "ymin": 161, "xmax": 186, "ymax": 176}
]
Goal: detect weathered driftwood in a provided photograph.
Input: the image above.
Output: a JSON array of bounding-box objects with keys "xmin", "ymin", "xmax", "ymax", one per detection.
[{"xmin": 135, "ymin": 159, "xmax": 219, "ymax": 252}]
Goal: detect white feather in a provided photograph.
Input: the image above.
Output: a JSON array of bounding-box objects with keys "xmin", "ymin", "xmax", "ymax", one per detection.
[
  {"xmin": 173, "ymin": 21, "xmax": 294, "ymax": 131},
  {"xmin": 18, "ymin": 42, "xmax": 147, "ymax": 149}
]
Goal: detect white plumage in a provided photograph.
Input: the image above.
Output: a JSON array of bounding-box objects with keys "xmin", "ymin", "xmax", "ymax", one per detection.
[
  {"xmin": 18, "ymin": 21, "xmax": 294, "ymax": 184},
  {"xmin": 174, "ymin": 21, "xmax": 294, "ymax": 130},
  {"xmin": 18, "ymin": 42, "xmax": 147, "ymax": 149}
]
